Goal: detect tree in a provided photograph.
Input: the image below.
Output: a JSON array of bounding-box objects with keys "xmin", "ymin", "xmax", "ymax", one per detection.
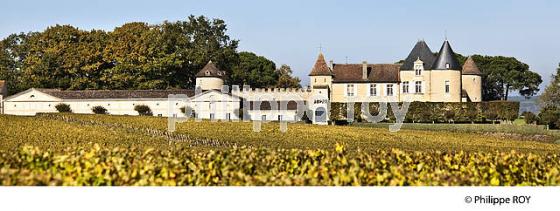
[
  {"xmin": 462, "ymin": 55, "xmax": 541, "ymax": 101},
  {"xmin": 0, "ymin": 15, "xmax": 241, "ymax": 93},
  {"xmin": 230, "ymin": 52, "xmax": 277, "ymax": 88},
  {"xmin": 539, "ymin": 63, "xmax": 560, "ymax": 108},
  {"xmin": 275, "ymin": 64, "xmax": 301, "ymax": 88},
  {"xmin": 0, "ymin": 33, "xmax": 30, "ymax": 95}
]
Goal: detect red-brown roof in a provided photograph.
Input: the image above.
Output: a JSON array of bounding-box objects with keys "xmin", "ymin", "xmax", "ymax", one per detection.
[
  {"xmin": 332, "ymin": 64, "xmax": 400, "ymax": 83},
  {"xmin": 308, "ymin": 53, "xmax": 333, "ymax": 76},
  {"xmin": 37, "ymin": 89, "xmax": 196, "ymax": 99},
  {"xmin": 196, "ymin": 61, "xmax": 226, "ymax": 78},
  {"xmin": 462, "ymin": 56, "xmax": 482, "ymax": 75}
]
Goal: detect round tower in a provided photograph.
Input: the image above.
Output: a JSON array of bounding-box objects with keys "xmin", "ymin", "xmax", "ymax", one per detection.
[
  {"xmin": 461, "ymin": 56, "xmax": 482, "ymax": 102},
  {"xmin": 195, "ymin": 61, "xmax": 225, "ymax": 91},
  {"xmin": 430, "ymin": 40, "xmax": 462, "ymax": 102}
]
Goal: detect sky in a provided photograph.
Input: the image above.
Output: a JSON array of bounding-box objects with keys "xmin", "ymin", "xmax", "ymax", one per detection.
[{"xmin": 1, "ymin": 0, "xmax": 559, "ymax": 92}]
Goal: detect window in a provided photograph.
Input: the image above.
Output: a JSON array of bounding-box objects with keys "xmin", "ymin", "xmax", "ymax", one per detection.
[
  {"xmin": 386, "ymin": 84, "xmax": 394, "ymax": 96},
  {"xmin": 323, "ymin": 78, "xmax": 326, "ymax": 82},
  {"xmin": 415, "ymin": 81, "xmax": 422, "ymax": 93},
  {"xmin": 402, "ymin": 82, "xmax": 409, "ymax": 94},
  {"xmin": 346, "ymin": 84, "xmax": 355, "ymax": 96},
  {"xmin": 314, "ymin": 78, "xmax": 317, "ymax": 83},
  {"xmin": 445, "ymin": 63, "xmax": 450, "ymax": 69},
  {"xmin": 157, "ymin": 114, "xmax": 163, "ymax": 117},
  {"xmin": 226, "ymin": 113, "xmax": 231, "ymax": 120},
  {"xmin": 445, "ymin": 81, "xmax": 450, "ymax": 94},
  {"xmin": 261, "ymin": 115, "xmax": 266, "ymax": 121},
  {"xmin": 210, "ymin": 113, "xmax": 215, "ymax": 120},
  {"xmin": 415, "ymin": 68, "xmax": 422, "ymax": 76},
  {"xmin": 278, "ymin": 115, "xmax": 282, "ymax": 121},
  {"xmin": 369, "ymin": 84, "xmax": 377, "ymax": 96}
]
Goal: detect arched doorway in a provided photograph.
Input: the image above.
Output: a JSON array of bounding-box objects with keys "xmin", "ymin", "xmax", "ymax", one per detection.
[{"xmin": 314, "ymin": 106, "xmax": 327, "ymax": 123}]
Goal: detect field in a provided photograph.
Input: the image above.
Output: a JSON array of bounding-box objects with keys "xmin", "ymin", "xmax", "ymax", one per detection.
[{"xmin": 1, "ymin": 114, "xmax": 560, "ymax": 186}]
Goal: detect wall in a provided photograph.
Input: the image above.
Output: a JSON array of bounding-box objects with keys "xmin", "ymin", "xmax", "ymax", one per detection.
[
  {"xmin": 331, "ymin": 83, "xmax": 400, "ymax": 103},
  {"xmin": 310, "ymin": 76, "xmax": 332, "ymax": 88},
  {"xmin": 399, "ymin": 70, "xmax": 431, "ymax": 102},
  {"xmin": 195, "ymin": 77, "xmax": 224, "ymax": 90},
  {"xmin": 462, "ymin": 75, "xmax": 482, "ymax": 102},
  {"xmin": 429, "ymin": 70, "xmax": 462, "ymax": 102}
]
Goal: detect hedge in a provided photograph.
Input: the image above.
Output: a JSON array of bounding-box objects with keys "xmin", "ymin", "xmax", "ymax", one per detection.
[{"xmin": 330, "ymin": 101, "xmax": 519, "ymax": 124}]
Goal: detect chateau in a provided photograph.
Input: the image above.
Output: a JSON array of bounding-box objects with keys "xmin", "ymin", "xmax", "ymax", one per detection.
[{"xmin": 0, "ymin": 39, "xmax": 482, "ymax": 125}]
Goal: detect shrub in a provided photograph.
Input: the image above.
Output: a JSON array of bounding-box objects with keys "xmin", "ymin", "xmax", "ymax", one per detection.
[
  {"xmin": 538, "ymin": 107, "xmax": 560, "ymax": 129},
  {"xmin": 444, "ymin": 110, "xmax": 455, "ymax": 123},
  {"xmin": 522, "ymin": 111, "xmax": 539, "ymax": 125},
  {"xmin": 179, "ymin": 106, "xmax": 196, "ymax": 118},
  {"xmin": 92, "ymin": 106, "xmax": 108, "ymax": 114},
  {"xmin": 301, "ymin": 109, "xmax": 313, "ymax": 124},
  {"xmin": 55, "ymin": 103, "xmax": 72, "ymax": 113},
  {"xmin": 134, "ymin": 105, "xmax": 153, "ymax": 116},
  {"xmin": 330, "ymin": 101, "xmax": 520, "ymax": 124}
]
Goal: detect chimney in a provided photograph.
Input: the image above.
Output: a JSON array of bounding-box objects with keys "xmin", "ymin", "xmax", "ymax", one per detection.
[
  {"xmin": 362, "ymin": 61, "xmax": 368, "ymax": 80},
  {"xmin": 329, "ymin": 60, "xmax": 334, "ymax": 69}
]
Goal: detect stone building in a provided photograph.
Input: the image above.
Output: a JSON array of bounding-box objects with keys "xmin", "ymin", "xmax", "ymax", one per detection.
[{"xmin": 311, "ymin": 39, "xmax": 482, "ymax": 103}]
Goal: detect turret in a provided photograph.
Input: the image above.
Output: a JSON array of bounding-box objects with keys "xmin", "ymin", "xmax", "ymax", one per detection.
[
  {"xmin": 195, "ymin": 61, "xmax": 225, "ymax": 91},
  {"xmin": 308, "ymin": 53, "xmax": 333, "ymax": 90},
  {"xmin": 430, "ymin": 40, "xmax": 462, "ymax": 102},
  {"xmin": 461, "ymin": 56, "xmax": 483, "ymax": 102}
]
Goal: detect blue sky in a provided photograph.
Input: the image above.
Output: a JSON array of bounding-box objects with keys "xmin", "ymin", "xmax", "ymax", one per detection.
[{"xmin": 1, "ymin": 0, "xmax": 559, "ymax": 91}]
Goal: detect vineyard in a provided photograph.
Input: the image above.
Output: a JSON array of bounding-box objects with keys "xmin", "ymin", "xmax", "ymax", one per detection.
[{"xmin": 1, "ymin": 114, "xmax": 560, "ymax": 185}]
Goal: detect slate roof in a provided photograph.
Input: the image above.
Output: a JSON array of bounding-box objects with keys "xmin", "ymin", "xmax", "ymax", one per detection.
[
  {"xmin": 462, "ymin": 56, "xmax": 482, "ymax": 75},
  {"xmin": 432, "ymin": 40, "xmax": 462, "ymax": 70},
  {"xmin": 36, "ymin": 89, "xmax": 196, "ymax": 99},
  {"xmin": 331, "ymin": 64, "xmax": 400, "ymax": 83},
  {"xmin": 401, "ymin": 40, "xmax": 436, "ymax": 70},
  {"xmin": 196, "ymin": 61, "xmax": 226, "ymax": 78},
  {"xmin": 309, "ymin": 53, "xmax": 333, "ymax": 76}
]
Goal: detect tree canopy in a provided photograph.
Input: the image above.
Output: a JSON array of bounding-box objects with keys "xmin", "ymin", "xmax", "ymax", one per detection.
[
  {"xmin": 539, "ymin": 63, "xmax": 560, "ymax": 108},
  {"xmin": 0, "ymin": 16, "xmax": 298, "ymax": 95}
]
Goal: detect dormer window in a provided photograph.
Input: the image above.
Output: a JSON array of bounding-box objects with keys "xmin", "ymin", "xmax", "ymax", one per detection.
[
  {"xmin": 30, "ymin": 95, "xmax": 35, "ymax": 98},
  {"xmin": 415, "ymin": 68, "xmax": 422, "ymax": 76},
  {"xmin": 445, "ymin": 63, "xmax": 450, "ymax": 69},
  {"xmin": 205, "ymin": 71, "xmax": 210, "ymax": 76}
]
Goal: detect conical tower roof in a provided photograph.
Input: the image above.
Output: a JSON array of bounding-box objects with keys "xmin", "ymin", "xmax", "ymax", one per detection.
[
  {"xmin": 401, "ymin": 40, "xmax": 436, "ymax": 70},
  {"xmin": 432, "ymin": 40, "xmax": 461, "ymax": 70},
  {"xmin": 462, "ymin": 56, "xmax": 482, "ymax": 75},
  {"xmin": 196, "ymin": 61, "xmax": 225, "ymax": 78},
  {"xmin": 309, "ymin": 53, "xmax": 333, "ymax": 76}
]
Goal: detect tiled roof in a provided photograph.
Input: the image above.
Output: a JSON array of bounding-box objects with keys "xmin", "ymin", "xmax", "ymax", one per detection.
[
  {"xmin": 331, "ymin": 64, "xmax": 400, "ymax": 83},
  {"xmin": 462, "ymin": 56, "xmax": 482, "ymax": 75},
  {"xmin": 401, "ymin": 40, "xmax": 436, "ymax": 70},
  {"xmin": 432, "ymin": 40, "xmax": 462, "ymax": 70},
  {"xmin": 37, "ymin": 89, "xmax": 196, "ymax": 99},
  {"xmin": 309, "ymin": 53, "xmax": 333, "ymax": 76},
  {"xmin": 196, "ymin": 61, "xmax": 226, "ymax": 78}
]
